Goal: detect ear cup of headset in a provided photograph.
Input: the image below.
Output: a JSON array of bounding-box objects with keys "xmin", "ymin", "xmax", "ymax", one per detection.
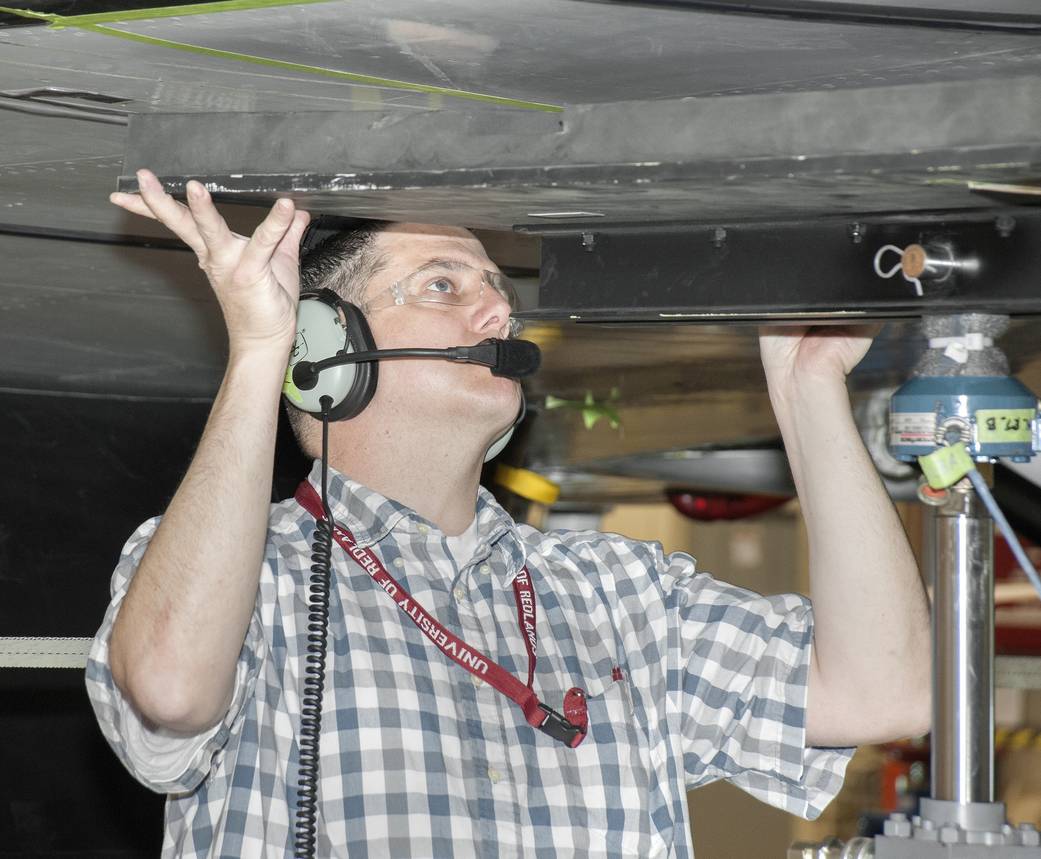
[
  {"xmin": 484, "ymin": 425, "xmax": 514, "ymax": 463},
  {"xmin": 282, "ymin": 288, "xmax": 378, "ymax": 421},
  {"xmin": 483, "ymin": 395, "xmax": 526, "ymax": 462}
]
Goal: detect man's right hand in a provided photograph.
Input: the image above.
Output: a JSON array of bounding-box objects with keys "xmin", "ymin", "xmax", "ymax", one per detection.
[
  {"xmin": 111, "ymin": 169, "xmax": 311, "ymax": 355},
  {"xmin": 106, "ymin": 170, "xmax": 311, "ymax": 733}
]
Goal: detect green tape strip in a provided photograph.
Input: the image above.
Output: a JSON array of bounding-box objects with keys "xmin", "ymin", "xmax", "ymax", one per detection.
[
  {"xmin": 0, "ymin": 5, "xmax": 49, "ymax": 19},
  {"xmin": 976, "ymin": 409, "xmax": 1035, "ymax": 444},
  {"xmin": 36, "ymin": 0, "xmax": 336, "ymax": 27},
  {"xmin": 919, "ymin": 442, "xmax": 976, "ymax": 490},
  {"xmin": 0, "ymin": 6, "xmax": 563, "ymax": 113},
  {"xmin": 0, "ymin": 0, "xmax": 337, "ymax": 27}
]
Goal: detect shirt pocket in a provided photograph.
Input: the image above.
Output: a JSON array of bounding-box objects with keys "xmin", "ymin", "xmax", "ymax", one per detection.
[
  {"xmin": 572, "ymin": 669, "xmax": 646, "ymax": 758},
  {"xmin": 537, "ymin": 622, "xmax": 651, "ymax": 780}
]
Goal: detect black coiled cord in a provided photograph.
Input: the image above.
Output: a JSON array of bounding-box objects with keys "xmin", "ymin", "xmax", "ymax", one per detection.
[{"xmin": 294, "ymin": 397, "xmax": 335, "ymax": 859}]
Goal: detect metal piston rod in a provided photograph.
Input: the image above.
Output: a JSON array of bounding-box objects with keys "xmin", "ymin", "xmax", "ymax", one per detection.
[
  {"xmin": 931, "ymin": 484, "xmax": 995, "ymax": 806},
  {"xmin": 790, "ymin": 486, "xmax": 1026, "ymax": 857}
]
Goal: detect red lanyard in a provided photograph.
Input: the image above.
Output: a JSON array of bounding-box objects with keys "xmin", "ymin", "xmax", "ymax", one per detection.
[{"xmin": 295, "ymin": 482, "xmax": 588, "ymax": 748}]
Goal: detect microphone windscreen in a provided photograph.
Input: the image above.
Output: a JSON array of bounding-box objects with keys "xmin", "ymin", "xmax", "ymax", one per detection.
[{"xmin": 492, "ymin": 339, "xmax": 542, "ymax": 378}]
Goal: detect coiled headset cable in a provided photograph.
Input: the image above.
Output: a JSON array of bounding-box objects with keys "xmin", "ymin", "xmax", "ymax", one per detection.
[{"xmin": 294, "ymin": 395, "xmax": 334, "ymax": 859}]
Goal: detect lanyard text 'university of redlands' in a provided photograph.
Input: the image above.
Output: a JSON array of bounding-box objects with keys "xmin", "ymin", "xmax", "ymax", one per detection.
[{"xmin": 295, "ymin": 482, "xmax": 588, "ymax": 748}]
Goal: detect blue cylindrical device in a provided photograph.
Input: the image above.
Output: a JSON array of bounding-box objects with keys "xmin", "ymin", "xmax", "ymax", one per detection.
[{"xmin": 889, "ymin": 376, "xmax": 1040, "ymax": 462}]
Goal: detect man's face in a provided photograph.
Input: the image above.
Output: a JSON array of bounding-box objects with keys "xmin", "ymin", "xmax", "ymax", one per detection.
[{"xmin": 358, "ymin": 223, "xmax": 521, "ymax": 432}]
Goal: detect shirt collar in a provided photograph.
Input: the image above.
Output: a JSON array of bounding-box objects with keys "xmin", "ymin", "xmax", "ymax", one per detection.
[
  {"xmin": 471, "ymin": 484, "xmax": 526, "ymax": 585},
  {"xmin": 303, "ymin": 460, "xmax": 525, "ymax": 579},
  {"xmin": 304, "ymin": 459, "xmax": 410, "ymax": 547}
]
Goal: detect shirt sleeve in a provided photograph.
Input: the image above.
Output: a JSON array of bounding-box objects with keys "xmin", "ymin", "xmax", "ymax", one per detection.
[
  {"xmin": 660, "ymin": 549, "xmax": 853, "ymax": 820},
  {"xmin": 84, "ymin": 516, "xmax": 265, "ymax": 795}
]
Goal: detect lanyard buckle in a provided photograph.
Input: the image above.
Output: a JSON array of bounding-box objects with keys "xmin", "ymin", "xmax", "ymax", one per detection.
[{"xmin": 537, "ymin": 703, "xmax": 583, "ymax": 747}]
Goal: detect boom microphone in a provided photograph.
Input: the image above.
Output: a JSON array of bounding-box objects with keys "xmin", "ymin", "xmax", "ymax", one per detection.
[
  {"xmin": 292, "ymin": 337, "xmax": 541, "ymax": 391},
  {"xmin": 481, "ymin": 338, "xmax": 542, "ymax": 378}
]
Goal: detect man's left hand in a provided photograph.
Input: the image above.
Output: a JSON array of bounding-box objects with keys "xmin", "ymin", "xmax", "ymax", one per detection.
[
  {"xmin": 759, "ymin": 324, "xmax": 881, "ymax": 391},
  {"xmin": 758, "ymin": 319, "xmax": 932, "ymax": 747}
]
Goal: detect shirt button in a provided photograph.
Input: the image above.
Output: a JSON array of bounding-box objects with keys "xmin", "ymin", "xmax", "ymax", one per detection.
[
  {"xmin": 478, "ymin": 564, "xmax": 491, "ymax": 575},
  {"xmin": 392, "ymin": 557, "xmax": 405, "ymax": 568},
  {"xmin": 453, "ymin": 587, "xmax": 466, "ymax": 602},
  {"xmin": 487, "ymin": 767, "xmax": 502, "ymax": 783},
  {"xmin": 417, "ymin": 523, "xmax": 429, "ymax": 535}
]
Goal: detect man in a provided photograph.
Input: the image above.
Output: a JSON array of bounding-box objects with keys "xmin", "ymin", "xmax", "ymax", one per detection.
[{"xmin": 87, "ymin": 169, "xmax": 930, "ymax": 857}]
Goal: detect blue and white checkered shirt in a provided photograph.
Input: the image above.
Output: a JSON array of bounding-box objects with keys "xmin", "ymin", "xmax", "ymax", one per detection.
[{"xmin": 86, "ymin": 460, "xmax": 852, "ymax": 858}]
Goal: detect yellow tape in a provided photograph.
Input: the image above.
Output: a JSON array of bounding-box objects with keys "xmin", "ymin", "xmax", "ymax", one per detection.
[
  {"xmin": 282, "ymin": 364, "xmax": 303, "ymax": 406},
  {"xmin": 919, "ymin": 442, "xmax": 975, "ymax": 490},
  {"xmin": 976, "ymin": 409, "xmax": 1034, "ymax": 444},
  {"xmin": 0, "ymin": 6, "xmax": 563, "ymax": 113},
  {"xmin": 495, "ymin": 465, "xmax": 560, "ymax": 506},
  {"xmin": 993, "ymin": 727, "xmax": 1041, "ymax": 752}
]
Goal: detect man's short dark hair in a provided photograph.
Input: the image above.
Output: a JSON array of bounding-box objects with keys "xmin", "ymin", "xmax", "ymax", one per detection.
[
  {"xmin": 299, "ymin": 218, "xmax": 393, "ymax": 309},
  {"xmin": 285, "ymin": 218, "xmax": 394, "ymax": 452}
]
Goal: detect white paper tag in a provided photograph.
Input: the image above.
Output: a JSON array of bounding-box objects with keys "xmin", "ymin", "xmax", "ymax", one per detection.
[{"xmin": 890, "ymin": 412, "xmax": 937, "ymax": 447}]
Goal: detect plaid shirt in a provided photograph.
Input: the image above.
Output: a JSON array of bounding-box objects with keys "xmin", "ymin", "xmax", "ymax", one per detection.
[{"xmin": 86, "ymin": 460, "xmax": 851, "ymax": 858}]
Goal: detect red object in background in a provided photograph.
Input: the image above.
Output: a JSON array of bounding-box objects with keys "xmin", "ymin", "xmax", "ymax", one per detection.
[
  {"xmin": 993, "ymin": 534, "xmax": 1041, "ymax": 655},
  {"xmin": 996, "ymin": 534, "xmax": 1037, "ymax": 580},
  {"xmin": 880, "ymin": 756, "xmax": 911, "ymax": 813},
  {"xmin": 995, "ymin": 625, "xmax": 1041, "ymax": 655},
  {"xmin": 667, "ymin": 491, "xmax": 791, "ymax": 522}
]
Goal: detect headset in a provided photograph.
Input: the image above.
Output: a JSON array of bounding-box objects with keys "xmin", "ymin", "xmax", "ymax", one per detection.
[
  {"xmin": 281, "ymin": 215, "xmax": 537, "ymax": 459},
  {"xmin": 282, "ymin": 216, "xmax": 540, "ymax": 858},
  {"xmin": 282, "ymin": 287, "xmax": 379, "ymax": 421}
]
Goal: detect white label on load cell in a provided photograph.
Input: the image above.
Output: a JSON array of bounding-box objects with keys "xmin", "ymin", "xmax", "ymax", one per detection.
[{"xmin": 890, "ymin": 412, "xmax": 936, "ymax": 447}]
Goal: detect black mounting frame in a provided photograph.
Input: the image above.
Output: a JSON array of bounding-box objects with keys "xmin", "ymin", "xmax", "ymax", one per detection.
[{"xmin": 528, "ymin": 210, "xmax": 1041, "ymax": 322}]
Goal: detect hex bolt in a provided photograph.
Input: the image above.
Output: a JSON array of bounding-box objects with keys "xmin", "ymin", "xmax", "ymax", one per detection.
[
  {"xmin": 995, "ymin": 214, "xmax": 1016, "ymax": 238},
  {"xmin": 848, "ymin": 222, "xmax": 865, "ymax": 244},
  {"xmin": 884, "ymin": 814, "xmax": 912, "ymax": 838},
  {"xmin": 581, "ymin": 232, "xmax": 596, "ymax": 252},
  {"xmin": 1019, "ymin": 823, "xmax": 1040, "ymax": 846},
  {"xmin": 711, "ymin": 227, "xmax": 727, "ymax": 249}
]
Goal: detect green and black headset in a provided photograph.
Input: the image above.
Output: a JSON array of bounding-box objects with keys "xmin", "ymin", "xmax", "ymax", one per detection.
[{"xmin": 281, "ymin": 215, "xmax": 537, "ymax": 455}]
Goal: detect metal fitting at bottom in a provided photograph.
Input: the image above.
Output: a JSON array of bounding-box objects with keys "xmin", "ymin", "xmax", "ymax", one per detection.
[
  {"xmin": 788, "ymin": 837, "xmax": 874, "ymax": 858},
  {"xmin": 872, "ymin": 802, "xmax": 1041, "ymax": 856},
  {"xmin": 790, "ymin": 807, "xmax": 1041, "ymax": 858}
]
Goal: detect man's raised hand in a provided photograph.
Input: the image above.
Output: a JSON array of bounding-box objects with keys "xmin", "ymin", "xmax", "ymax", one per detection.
[
  {"xmin": 758, "ymin": 323, "xmax": 882, "ymax": 395},
  {"xmin": 110, "ymin": 169, "xmax": 311, "ymax": 355}
]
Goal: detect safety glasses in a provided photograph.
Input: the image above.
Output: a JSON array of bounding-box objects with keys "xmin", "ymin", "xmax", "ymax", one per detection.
[{"xmin": 367, "ymin": 260, "xmax": 522, "ymax": 337}]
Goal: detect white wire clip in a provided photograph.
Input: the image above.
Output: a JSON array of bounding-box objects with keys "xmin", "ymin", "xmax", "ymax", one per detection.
[
  {"xmin": 928, "ymin": 333, "xmax": 993, "ymax": 364},
  {"xmin": 873, "ymin": 244, "xmax": 924, "ymax": 296},
  {"xmin": 873, "ymin": 242, "xmax": 979, "ymax": 298}
]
